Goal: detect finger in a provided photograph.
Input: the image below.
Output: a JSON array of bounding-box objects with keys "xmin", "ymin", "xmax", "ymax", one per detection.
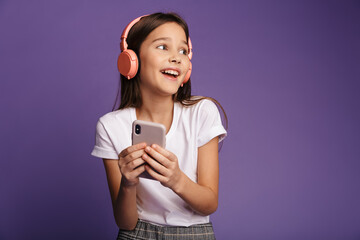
[
  {"xmin": 142, "ymin": 153, "xmax": 168, "ymax": 176},
  {"xmin": 122, "ymin": 149, "xmax": 146, "ymax": 165},
  {"xmin": 125, "ymin": 158, "xmax": 146, "ymax": 171},
  {"xmin": 151, "ymin": 144, "xmax": 177, "ymax": 162},
  {"xmin": 144, "ymin": 146, "xmax": 171, "ymax": 168},
  {"xmin": 119, "ymin": 149, "xmax": 145, "ymax": 168},
  {"xmin": 119, "ymin": 142, "xmax": 146, "ymax": 158},
  {"xmin": 145, "ymin": 164, "xmax": 167, "ymax": 182},
  {"xmin": 122, "ymin": 164, "xmax": 145, "ymax": 185},
  {"xmin": 132, "ymin": 164, "xmax": 146, "ymax": 178}
]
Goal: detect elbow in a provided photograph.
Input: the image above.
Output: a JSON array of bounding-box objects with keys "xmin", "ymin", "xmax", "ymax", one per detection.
[
  {"xmin": 198, "ymin": 187, "xmax": 219, "ymax": 215},
  {"xmin": 115, "ymin": 218, "xmax": 138, "ymax": 231},
  {"xmin": 113, "ymin": 205, "xmax": 139, "ymax": 230},
  {"xmin": 206, "ymin": 201, "xmax": 218, "ymax": 215},
  {"xmin": 198, "ymin": 199, "xmax": 218, "ymax": 216},
  {"xmin": 211, "ymin": 201, "xmax": 219, "ymax": 214},
  {"xmin": 204, "ymin": 192, "xmax": 218, "ymax": 215}
]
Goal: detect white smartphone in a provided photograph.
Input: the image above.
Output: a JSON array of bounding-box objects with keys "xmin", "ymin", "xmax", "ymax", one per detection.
[{"xmin": 132, "ymin": 120, "xmax": 166, "ymax": 179}]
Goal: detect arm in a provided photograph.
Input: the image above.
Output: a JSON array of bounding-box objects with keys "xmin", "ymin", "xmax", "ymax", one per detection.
[
  {"xmin": 102, "ymin": 143, "xmax": 147, "ymax": 230},
  {"xmin": 143, "ymin": 137, "xmax": 219, "ymax": 215}
]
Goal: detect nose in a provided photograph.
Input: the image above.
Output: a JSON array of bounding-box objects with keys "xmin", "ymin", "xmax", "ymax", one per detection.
[{"xmin": 169, "ymin": 52, "xmax": 181, "ymax": 64}]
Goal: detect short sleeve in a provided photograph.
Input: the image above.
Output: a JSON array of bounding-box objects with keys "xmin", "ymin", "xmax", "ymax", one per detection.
[
  {"xmin": 91, "ymin": 120, "xmax": 119, "ymax": 159},
  {"xmin": 196, "ymin": 100, "xmax": 227, "ymax": 147}
]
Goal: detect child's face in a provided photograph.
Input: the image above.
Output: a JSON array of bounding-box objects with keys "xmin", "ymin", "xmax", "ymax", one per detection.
[{"xmin": 138, "ymin": 22, "xmax": 190, "ymax": 97}]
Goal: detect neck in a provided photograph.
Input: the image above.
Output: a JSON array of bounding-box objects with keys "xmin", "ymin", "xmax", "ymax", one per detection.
[{"xmin": 136, "ymin": 91, "xmax": 174, "ymax": 133}]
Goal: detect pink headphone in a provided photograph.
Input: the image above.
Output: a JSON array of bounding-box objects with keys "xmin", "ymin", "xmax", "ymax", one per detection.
[{"xmin": 117, "ymin": 15, "xmax": 193, "ymax": 84}]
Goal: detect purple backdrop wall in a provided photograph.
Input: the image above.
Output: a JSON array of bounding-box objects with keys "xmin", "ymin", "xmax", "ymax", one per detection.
[{"xmin": 1, "ymin": 0, "xmax": 359, "ymax": 239}]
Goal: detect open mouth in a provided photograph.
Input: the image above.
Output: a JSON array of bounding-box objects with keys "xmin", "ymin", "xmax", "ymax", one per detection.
[{"xmin": 161, "ymin": 69, "xmax": 180, "ymax": 79}]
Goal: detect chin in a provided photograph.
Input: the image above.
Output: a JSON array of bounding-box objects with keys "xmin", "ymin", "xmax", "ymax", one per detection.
[{"xmin": 156, "ymin": 85, "xmax": 180, "ymax": 97}]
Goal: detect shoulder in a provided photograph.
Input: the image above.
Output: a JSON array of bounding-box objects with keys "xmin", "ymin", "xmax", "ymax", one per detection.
[
  {"xmin": 196, "ymin": 98, "xmax": 218, "ymax": 113},
  {"xmin": 178, "ymin": 97, "xmax": 227, "ymax": 147},
  {"xmin": 96, "ymin": 108, "xmax": 134, "ymax": 134},
  {"xmin": 181, "ymin": 97, "xmax": 219, "ymax": 116},
  {"xmin": 176, "ymin": 97, "xmax": 222, "ymax": 126},
  {"xmin": 98, "ymin": 108, "xmax": 132, "ymax": 125},
  {"xmin": 92, "ymin": 108, "xmax": 134, "ymax": 159}
]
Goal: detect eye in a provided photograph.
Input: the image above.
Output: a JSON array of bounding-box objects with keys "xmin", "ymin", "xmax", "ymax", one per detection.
[
  {"xmin": 179, "ymin": 48, "xmax": 188, "ymax": 55},
  {"xmin": 157, "ymin": 45, "xmax": 167, "ymax": 50}
]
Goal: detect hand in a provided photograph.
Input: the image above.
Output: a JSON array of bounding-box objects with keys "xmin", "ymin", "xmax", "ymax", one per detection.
[
  {"xmin": 118, "ymin": 142, "xmax": 147, "ymax": 187},
  {"xmin": 142, "ymin": 144, "xmax": 184, "ymax": 192}
]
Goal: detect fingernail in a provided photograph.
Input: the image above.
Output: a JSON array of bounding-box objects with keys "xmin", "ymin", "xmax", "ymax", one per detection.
[
  {"xmin": 145, "ymin": 146, "xmax": 151, "ymax": 152},
  {"xmin": 152, "ymin": 144, "xmax": 157, "ymax": 149}
]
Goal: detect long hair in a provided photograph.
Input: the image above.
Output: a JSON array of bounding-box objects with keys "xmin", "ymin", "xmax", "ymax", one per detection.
[{"xmin": 113, "ymin": 12, "xmax": 228, "ymax": 130}]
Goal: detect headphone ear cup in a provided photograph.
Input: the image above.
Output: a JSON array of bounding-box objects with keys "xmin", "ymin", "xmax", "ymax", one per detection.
[
  {"xmin": 183, "ymin": 61, "xmax": 192, "ymax": 84},
  {"xmin": 117, "ymin": 49, "xmax": 138, "ymax": 79}
]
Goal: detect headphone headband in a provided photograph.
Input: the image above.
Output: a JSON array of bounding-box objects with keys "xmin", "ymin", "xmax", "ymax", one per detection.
[{"xmin": 120, "ymin": 15, "xmax": 146, "ymax": 51}]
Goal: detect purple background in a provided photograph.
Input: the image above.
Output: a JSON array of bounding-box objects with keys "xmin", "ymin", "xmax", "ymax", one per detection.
[{"xmin": 1, "ymin": 0, "xmax": 359, "ymax": 239}]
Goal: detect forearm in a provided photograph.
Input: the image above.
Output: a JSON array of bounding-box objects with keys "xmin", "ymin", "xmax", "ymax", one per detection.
[
  {"xmin": 113, "ymin": 181, "xmax": 138, "ymax": 230},
  {"xmin": 173, "ymin": 172, "xmax": 218, "ymax": 216},
  {"xmin": 103, "ymin": 149, "xmax": 146, "ymax": 231}
]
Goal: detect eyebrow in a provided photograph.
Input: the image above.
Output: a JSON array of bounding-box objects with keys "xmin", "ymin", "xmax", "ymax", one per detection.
[{"xmin": 152, "ymin": 37, "xmax": 188, "ymax": 46}]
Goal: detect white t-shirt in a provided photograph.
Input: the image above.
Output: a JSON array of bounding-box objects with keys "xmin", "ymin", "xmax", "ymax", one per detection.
[{"xmin": 91, "ymin": 99, "xmax": 227, "ymax": 226}]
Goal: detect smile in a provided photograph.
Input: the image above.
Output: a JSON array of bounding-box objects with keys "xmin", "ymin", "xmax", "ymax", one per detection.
[
  {"xmin": 161, "ymin": 69, "xmax": 179, "ymax": 76},
  {"xmin": 160, "ymin": 68, "xmax": 181, "ymax": 79}
]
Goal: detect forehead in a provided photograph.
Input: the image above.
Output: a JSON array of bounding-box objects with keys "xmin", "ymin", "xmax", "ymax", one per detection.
[{"xmin": 145, "ymin": 22, "xmax": 187, "ymax": 42}]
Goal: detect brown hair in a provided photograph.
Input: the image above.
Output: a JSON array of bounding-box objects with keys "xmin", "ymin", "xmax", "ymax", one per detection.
[{"xmin": 113, "ymin": 12, "xmax": 228, "ymax": 131}]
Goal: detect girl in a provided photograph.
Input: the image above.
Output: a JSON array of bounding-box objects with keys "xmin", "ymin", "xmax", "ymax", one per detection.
[{"xmin": 91, "ymin": 12, "xmax": 227, "ymax": 240}]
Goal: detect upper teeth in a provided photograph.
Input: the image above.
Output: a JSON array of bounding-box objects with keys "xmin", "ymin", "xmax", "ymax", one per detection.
[{"xmin": 162, "ymin": 70, "xmax": 179, "ymax": 76}]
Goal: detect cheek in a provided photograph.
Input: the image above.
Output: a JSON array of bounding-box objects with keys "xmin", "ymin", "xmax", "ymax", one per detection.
[
  {"xmin": 140, "ymin": 53, "xmax": 159, "ymax": 72},
  {"xmin": 184, "ymin": 58, "xmax": 191, "ymax": 72},
  {"xmin": 139, "ymin": 56, "xmax": 152, "ymax": 74},
  {"xmin": 139, "ymin": 56, "xmax": 160, "ymax": 82}
]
